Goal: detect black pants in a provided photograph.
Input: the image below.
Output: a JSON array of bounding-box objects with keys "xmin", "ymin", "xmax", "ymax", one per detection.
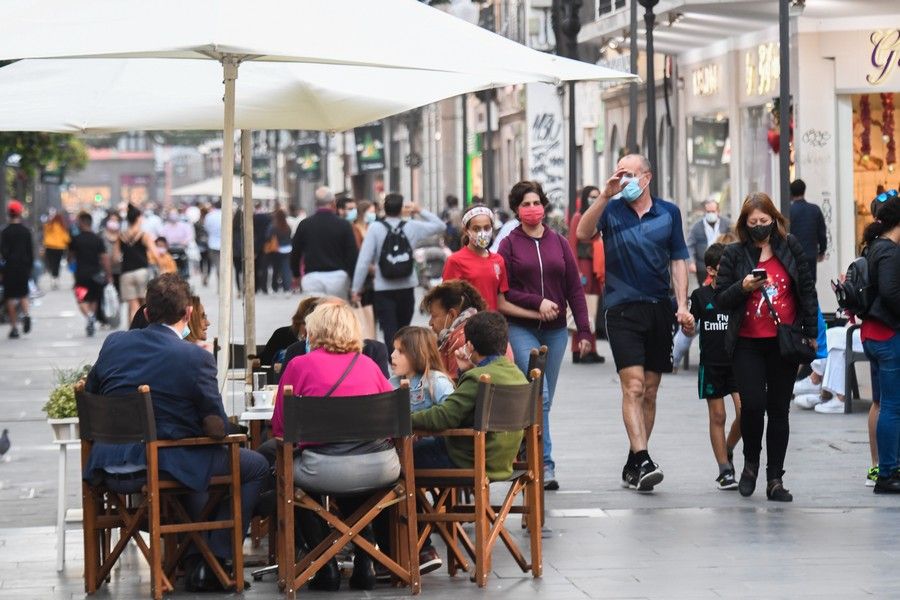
[
  {"xmin": 233, "ymin": 256, "xmax": 243, "ymax": 291},
  {"xmin": 733, "ymin": 337, "xmax": 798, "ymax": 480},
  {"xmin": 45, "ymin": 248, "xmax": 64, "ymax": 278},
  {"xmin": 805, "ymin": 258, "xmax": 818, "ymax": 284},
  {"xmin": 373, "ymin": 288, "xmax": 415, "ymax": 345}
]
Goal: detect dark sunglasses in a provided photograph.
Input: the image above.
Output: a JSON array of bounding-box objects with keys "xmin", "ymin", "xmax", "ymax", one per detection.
[{"xmin": 876, "ymin": 189, "xmax": 898, "ymax": 203}]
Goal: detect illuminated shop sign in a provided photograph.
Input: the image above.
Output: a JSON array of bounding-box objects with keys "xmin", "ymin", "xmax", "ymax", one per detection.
[
  {"xmin": 745, "ymin": 43, "xmax": 780, "ymax": 97},
  {"xmin": 868, "ymin": 29, "xmax": 900, "ymax": 86}
]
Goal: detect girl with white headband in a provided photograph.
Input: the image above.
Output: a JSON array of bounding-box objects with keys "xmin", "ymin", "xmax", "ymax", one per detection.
[{"xmin": 441, "ymin": 204, "xmax": 541, "ymax": 321}]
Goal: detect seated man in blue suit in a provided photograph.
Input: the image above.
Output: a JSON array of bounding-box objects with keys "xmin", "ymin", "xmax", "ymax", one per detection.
[{"xmin": 83, "ymin": 273, "xmax": 268, "ymax": 592}]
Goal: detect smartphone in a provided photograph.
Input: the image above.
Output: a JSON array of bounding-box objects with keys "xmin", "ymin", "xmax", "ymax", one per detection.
[{"xmin": 752, "ymin": 268, "xmax": 767, "ymax": 280}]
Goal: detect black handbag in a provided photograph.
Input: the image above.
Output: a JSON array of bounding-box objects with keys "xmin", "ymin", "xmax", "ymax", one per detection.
[{"xmin": 760, "ymin": 286, "xmax": 816, "ymax": 364}]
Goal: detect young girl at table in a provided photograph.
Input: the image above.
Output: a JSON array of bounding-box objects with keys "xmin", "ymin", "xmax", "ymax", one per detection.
[{"xmin": 389, "ymin": 326, "xmax": 455, "ymax": 412}]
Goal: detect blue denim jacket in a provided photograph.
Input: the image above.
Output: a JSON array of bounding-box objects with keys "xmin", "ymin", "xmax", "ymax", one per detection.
[{"xmin": 390, "ymin": 371, "xmax": 455, "ymax": 413}]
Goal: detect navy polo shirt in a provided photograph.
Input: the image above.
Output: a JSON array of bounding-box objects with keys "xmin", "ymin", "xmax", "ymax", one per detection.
[{"xmin": 597, "ymin": 197, "xmax": 689, "ymax": 309}]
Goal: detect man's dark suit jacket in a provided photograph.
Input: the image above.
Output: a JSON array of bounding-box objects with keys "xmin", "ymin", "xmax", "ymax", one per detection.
[{"xmin": 83, "ymin": 323, "xmax": 227, "ymax": 491}]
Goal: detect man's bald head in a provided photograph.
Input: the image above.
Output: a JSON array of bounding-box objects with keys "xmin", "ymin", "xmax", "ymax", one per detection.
[
  {"xmin": 315, "ymin": 186, "xmax": 335, "ymax": 208},
  {"xmin": 617, "ymin": 154, "xmax": 652, "ymax": 175}
]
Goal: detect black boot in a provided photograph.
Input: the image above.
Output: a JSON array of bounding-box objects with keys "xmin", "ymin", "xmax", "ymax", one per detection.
[
  {"xmin": 297, "ymin": 509, "xmax": 341, "ymax": 592},
  {"xmin": 349, "ymin": 525, "xmax": 377, "ymax": 590}
]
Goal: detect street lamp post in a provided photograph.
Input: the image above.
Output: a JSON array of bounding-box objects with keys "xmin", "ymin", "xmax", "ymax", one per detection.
[
  {"xmin": 778, "ymin": 0, "xmax": 792, "ymax": 215},
  {"xmin": 560, "ymin": 0, "xmax": 582, "ymax": 218},
  {"xmin": 627, "ymin": 0, "xmax": 639, "ymax": 153},
  {"xmin": 638, "ymin": 0, "xmax": 659, "ymax": 197}
]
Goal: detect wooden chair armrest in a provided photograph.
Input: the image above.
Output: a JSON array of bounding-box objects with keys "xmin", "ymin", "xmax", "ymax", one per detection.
[
  {"xmin": 413, "ymin": 428, "xmax": 476, "ymax": 437},
  {"xmin": 153, "ymin": 434, "xmax": 247, "ymax": 448}
]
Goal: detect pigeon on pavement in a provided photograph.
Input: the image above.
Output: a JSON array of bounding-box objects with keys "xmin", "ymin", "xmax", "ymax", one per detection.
[{"xmin": 0, "ymin": 429, "xmax": 10, "ymax": 457}]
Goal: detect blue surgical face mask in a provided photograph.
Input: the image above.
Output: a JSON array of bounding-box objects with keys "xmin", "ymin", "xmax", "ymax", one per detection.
[
  {"xmin": 181, "ymin": 325, "xmax": 191, "ymax": 339},
  {"xmin": 303, "ymin": 338, "xmax": 310, "ymax": 354},
  {"xmin": 345, "ymin": 208, "xmax": 357, "ymax": 222},
  {"xmin": 364, "ymin": 211, "xmax": 377, "ymax": 224},
  {"xmin": 619, "ymin": 176, "xmax": 644, "ymax": 203}
]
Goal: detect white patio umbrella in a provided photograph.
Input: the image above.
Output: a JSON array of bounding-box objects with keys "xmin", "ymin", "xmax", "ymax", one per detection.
[
  {"xmin": 170, "ymin": 176, "xmax": 286, "ymax": 201},
  {"xmin": 0, "ymin": 0, "xmax": 637, "ymax": 383}
]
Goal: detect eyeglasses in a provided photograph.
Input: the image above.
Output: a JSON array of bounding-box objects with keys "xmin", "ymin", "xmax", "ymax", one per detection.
[{"xmin": 876, "ymin": 189, "xmax": 898, "ymax": 203}]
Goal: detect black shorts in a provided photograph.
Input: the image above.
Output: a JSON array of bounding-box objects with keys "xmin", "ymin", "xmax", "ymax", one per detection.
[
  {"xmin": 698, "ymin": 364, "xmax": 738, "ymax": 400},
  {"xmin": 604, "ymin": 301, "xmax": 676, "ymax": 373},
  {"xmin": 75, "ymin": 277, "xmax": 104, "ymax": 304}
]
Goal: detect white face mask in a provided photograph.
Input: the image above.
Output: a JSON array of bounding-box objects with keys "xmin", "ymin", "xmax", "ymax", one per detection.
[
  {"xmin": 704, "ymin": 212, "xmax": 719, "ymax": 225},
  {"xmin": 472, "ymin": 230, "xmax": 493, "ymax": 249}
]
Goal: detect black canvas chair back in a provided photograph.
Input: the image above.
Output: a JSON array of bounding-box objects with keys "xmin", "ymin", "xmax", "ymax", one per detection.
[
  {"xmin": 213, "ymin": 340, "xmax": 266, "ymax": 370},
  {"xmin": 76, "ymin": 385, "xmax": 157, "ymax": 445},
  {"xmin": 473, "ymin": 376, "xmax": 541, "ymax": 433},
  {"xmin": 282, "ymin": 388, "xmax": 411, "ymax": 444}
]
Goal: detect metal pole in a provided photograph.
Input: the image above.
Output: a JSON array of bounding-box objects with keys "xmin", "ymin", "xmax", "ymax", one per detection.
[
  {"xmin": 484, "ymin": 95, "xmax": 493, "ymax": 203},
  {"xmin": 462, "ymin": 94, "xmax": 469, "ymax": 204},
  {"xmin": 241, "ymin": 130, "xmax": 255, "ymax": 362},
  {"xmin": 627, "ymin": 0, "xmax": 639, "ymax": 152},
  {"xmin": 568, "ymin": 80, "xmax": 578, "ymax": 217},
  {"xmin": 778, "ymin": 0, "xmax": 792, "ymax": 216},
  {"xmin": 323, "ymin": 133, "xmax": 330, "ymax": 187},
  {"xmin": 641, "ymin": 0, "xmax": 659, "ymax": 197},
  {"xmin": 216, "ymin": 55, "xmax": 238, "ymax": 387}
]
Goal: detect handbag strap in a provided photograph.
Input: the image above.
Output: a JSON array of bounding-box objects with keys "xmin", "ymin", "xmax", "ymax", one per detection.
[
  {"xmin": 742, "ymin": 245, "xmax": 782, "ymax": 325},
  {"xmin": 323, "ymin": 352, "xmax": 360, "ymax": 398}
]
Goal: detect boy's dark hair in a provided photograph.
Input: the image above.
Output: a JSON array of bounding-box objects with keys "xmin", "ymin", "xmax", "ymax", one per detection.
[
  {"xmin": 463, "ymin": 311, "xmax": 508, "ymax": 357},
  {"xmin": 145, "ymin": 274, "xmax": 191, "ymax": 325},
  {"xmin": 703, "ymin": 242, "xmax": 725, "ymax": 270},
  {"xmin": 77, "ymin": 211, "xmax": 92, "ymax": 227},
  {"xmin": 383, "ymin": 192, "xmax": 404, "ymax": 217},
  {"xmin": 155, "ymin": 236, "xmax": 169, "ymax": 248},
  {"xmin": 789, "ymin": 179, "xmax": 806, "ymax": 198},
  {"xmin": 336, "ymin": 196, "xmax": 354, "ymax": 211}
]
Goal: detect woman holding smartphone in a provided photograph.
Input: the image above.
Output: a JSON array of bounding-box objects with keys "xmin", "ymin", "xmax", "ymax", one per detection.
[{"xmin": 715, "ymin": 192, "xmax": 818, "ymax": 502}]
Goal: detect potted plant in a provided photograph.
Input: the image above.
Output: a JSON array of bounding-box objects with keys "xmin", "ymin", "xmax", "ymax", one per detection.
[{"xmin": 43, "ymin": 364, "xmax": 91, "ymax": 442}]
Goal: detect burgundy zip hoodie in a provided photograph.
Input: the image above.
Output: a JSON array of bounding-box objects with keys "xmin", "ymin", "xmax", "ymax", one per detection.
[{"xmin": 498, "ymin": 225, "xmax": 592, "ymax": 342}]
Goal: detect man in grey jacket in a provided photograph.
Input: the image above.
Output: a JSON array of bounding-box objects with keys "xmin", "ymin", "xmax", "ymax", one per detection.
[
  {"xmin": 687, "ymin": 200, "xmax": 731, "ymax": 286},
  {"xmin": 351, "ymin": 192, "xmax": 445, "ymax": 344}
]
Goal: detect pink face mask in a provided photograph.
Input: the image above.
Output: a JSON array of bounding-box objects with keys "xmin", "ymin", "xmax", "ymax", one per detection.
[{"xmin": 518, "ymin": 204, "xmax": 545, "ymax": 226}]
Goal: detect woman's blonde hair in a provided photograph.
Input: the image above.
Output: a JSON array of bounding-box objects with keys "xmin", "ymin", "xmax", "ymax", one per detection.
[{"xmin": 305, "ymin": 302, "xmax": 363, "ymax": 354}]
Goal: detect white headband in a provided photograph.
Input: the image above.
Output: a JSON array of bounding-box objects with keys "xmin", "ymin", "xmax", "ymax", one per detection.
[{"xmin": 462, "ymin": 206, "xmax": 493, "ymax": 227}]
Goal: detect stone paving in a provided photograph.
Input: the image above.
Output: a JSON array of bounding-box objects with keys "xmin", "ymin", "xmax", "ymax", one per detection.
[{"xmin": 1, "ymin": 272, "xmax": 897, "ymax": 599}]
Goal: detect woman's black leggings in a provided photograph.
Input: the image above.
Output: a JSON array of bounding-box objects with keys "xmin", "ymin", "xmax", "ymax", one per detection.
[{"xmin": 733, "ymin": 337, "xmax": 798, "ymax": 480}]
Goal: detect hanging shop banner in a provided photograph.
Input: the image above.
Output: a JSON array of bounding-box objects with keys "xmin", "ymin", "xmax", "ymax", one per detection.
[
  {"xmin": 354, "ymin": 121, "xmax": 386, "ymax": 172},
  {"xmin": 295, "ymin": 136, "xmax": 321, "ymax": 181},
  {"xmin": 526, "ymin": 82, "xmax": 566, "ymax": 211},
  {"xmin": 690, "ymin": 117, "xmax": 729, "ymax": 167}
]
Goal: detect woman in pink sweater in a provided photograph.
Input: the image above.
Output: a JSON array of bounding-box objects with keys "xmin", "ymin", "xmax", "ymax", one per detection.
[{"xmin": 272, "ymin": 301, "xmax": 397, "ymax": 591}]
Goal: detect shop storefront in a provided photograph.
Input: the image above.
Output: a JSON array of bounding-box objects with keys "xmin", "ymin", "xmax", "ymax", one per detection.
[{"xmin": 795, "ymin": 26, "xmax": 900, "ymax": 309}]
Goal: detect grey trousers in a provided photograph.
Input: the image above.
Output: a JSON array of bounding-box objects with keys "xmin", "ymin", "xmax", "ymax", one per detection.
[{"xmin": 294, "ymin": 448, "xmax": 400, "ymax": 494}]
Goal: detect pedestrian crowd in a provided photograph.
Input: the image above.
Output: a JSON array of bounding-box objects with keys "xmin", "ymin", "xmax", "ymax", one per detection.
[{"xmin": 2, "ymin": 153, "xmax": 898, "ymax": 592}]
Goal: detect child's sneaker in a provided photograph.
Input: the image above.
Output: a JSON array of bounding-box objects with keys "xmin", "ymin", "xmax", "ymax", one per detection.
[
  {"xmin": 793, "ymin": 394, "xmax": 822, "ymax": 409},
  {"xmin": 866, "ymin": 466, "xmax": 878, "ymax": 487},
  {"xmin": 793, "ymin": 376, "xmax": 821, "ymax": 396},
  {"xmin": 716, "ymin": 470, "xmax": 738, "ymax": 490}
]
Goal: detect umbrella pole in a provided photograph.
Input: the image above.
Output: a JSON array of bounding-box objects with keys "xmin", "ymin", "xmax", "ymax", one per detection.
[
  {"xmin": 216, "ymin": 56, "xmax": 239, "ymax": 390},
  {"xmin": 241, "ymin": 130, "xmax": 256, "ymax": 367}
]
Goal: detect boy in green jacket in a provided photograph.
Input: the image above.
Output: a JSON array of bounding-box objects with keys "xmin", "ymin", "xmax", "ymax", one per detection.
[
  {"xmin": 411, "ymin": 310, "xmax": 526, "ymax": 481},
  {"xmin": 411, "ymin": 311, "xmax": 527, "ymax": 574}
]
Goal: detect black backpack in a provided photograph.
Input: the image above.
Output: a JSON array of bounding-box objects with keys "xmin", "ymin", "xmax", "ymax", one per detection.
[
  {"xmin": 377, "ymin": 220, "xmax": 414, "ymax": 279},
  {"xmin": 832, "ymin": 249, "xmax": 875, "ymax": 317}
]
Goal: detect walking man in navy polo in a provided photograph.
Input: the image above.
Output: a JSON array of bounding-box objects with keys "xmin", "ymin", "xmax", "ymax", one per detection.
[{"xmin": 577, "ymin": 154, "xmax": 693, "ymax": 492}]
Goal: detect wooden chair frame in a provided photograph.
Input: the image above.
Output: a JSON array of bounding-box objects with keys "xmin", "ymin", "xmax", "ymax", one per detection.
[
  {"xmin": 275, "ymin": 384, "xmax": 420, "ymax": 599},
  {"xmin": 76, "ymin": 383, "xmax": 247, "ymax": 600},
  {"xmin": 414, "ymin": 370, "xmax": 543, "ymax": 587}
]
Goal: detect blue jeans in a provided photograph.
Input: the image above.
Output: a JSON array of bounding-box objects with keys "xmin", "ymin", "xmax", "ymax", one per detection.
[
  {"xmin": 507, "ymin": 324, "xmax": 569, "ymax": 472},
  {"xmin": 413, "ymin": 437, "xmax": 457, "ymax": 469},
  {"xmin": 864, "ymin": 332, "xmax": 900, "ymax": 477}
]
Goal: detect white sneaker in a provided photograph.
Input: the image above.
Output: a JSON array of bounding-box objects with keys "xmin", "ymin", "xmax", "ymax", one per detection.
[
  {"xmin": 793, "ymin": 376, "xmax": 821, "ymax": 397},
  {"xmin": 793, "ymin": 394, "xmax": 823, "ymax": 409},
  {"xmin": 814, "ymin": 397, "xmax": 845, "ymax": 413}
]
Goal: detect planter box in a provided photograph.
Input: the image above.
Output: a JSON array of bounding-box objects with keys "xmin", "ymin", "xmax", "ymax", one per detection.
[{"xmin": 47, "ymin": 417, "xmax": 80, "ymax": 442}]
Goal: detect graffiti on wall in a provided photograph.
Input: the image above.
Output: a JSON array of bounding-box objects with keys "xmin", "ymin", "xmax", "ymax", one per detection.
[{"xmin": 526, "ymin": 83, "xmax": 566, "ymax": 211}]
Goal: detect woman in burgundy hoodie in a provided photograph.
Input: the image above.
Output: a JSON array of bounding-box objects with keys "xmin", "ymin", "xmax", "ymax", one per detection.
[{"xmin": 498, "ymin": 181, "xmax": 593, "ymax": 490}]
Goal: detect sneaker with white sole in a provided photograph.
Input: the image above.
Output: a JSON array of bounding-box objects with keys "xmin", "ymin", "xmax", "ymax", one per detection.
[
  {"xmin": 636, "ymin": 460, "xmax": 663, "ymax": 492},
  {"xmin": 793, "ymin": 376, "xmax": 821, "ymax": 397},
  {"xmin": 814, "ymin": 397, "xmax": 845, "ymax": 413},
  {"xmin": 793, "ymin": 394, "xmax": 823, "ymax": 409},
  {"xmin": 866, "ymin": 466, "xmax": 879, "ymax": 487}
]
